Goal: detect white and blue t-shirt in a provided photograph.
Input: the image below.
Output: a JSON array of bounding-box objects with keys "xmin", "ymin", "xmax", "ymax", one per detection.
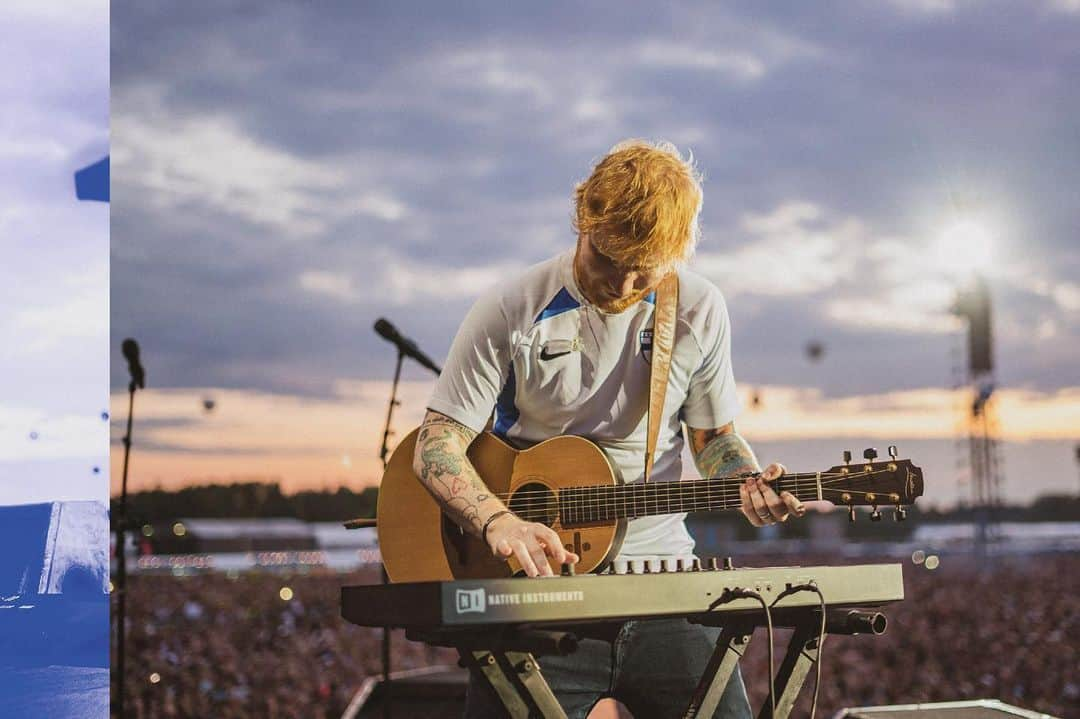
[{"xmin": 428, "ymin": 250, "xmax": 741, "ymax": 561}]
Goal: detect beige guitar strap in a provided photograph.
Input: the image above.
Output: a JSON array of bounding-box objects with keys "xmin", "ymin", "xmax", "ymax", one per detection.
[{"xmin": 644, "ymin": 272, "xmax": 679, "ymax": 482}]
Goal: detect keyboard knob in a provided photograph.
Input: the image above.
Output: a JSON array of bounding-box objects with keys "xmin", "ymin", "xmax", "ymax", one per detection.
[
  {"xmin": 675, "ymin": 558, "xmax": 685, "ymax": 572},
  {"xmin": 561, "ymin": 562, "xmax": 575, "ymax": 576},
  {"xmin": 722, "ymin": 557, "xmax": 734, "ymax": 571},
  {"xmin": 708, "ymin": 557, "xmax": 719, "ymax": 571},
  {"xmin": 691, "ymin": 558, "xmax": 702, "ymax": 572}
]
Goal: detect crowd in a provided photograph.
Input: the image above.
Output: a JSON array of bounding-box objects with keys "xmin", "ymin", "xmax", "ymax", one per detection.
[{"xmin": 117, "ymin": 553, "xmax": 1078, "ymax": 718}]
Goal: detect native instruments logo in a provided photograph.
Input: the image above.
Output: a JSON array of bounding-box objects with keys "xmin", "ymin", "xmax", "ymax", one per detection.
[
  {"xmin": 456, "ymin": 588, "xmax": 486, "ymax": 614},
  {"xmin": 454, "ymin": 588, "xmax": 586, "ymax": 614}
]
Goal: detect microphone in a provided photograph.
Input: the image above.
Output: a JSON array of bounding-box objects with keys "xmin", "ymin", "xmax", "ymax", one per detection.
[
  {"xmin": 374, "ymin": 318, "xmax": 441, "ymax": 375},
  {"xmin": 121, "ymin": 338, "xmax": 146, "ymax": 389}
]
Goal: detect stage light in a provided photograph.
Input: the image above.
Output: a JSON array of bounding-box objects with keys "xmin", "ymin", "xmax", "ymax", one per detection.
[
  {"xmin": 933, "ymin": 217, "xmax": 995, "ymax": 277},
  {"xmin": 172, "ymin": 522, "xmax": 186, "ymax": 537},
  {"xmin": 925, "ymin": 555, "xmax": 940, "ymax": 570},
  {"xmin": 279, "ymin": 586, "xmax": 294, "ymax": 601},
  {"xmin": 108, "ymin": 580, "xmax": 114, "ymax": 593},
  {"xmin": 149, "ymin": 672, "xmax": 161, "ymax": 684},
  {"xmin": 142, "ymin": 524, "xmax": 154, "ymax": 537},
  {"xmin": 911, "ymin": 550, "xmax": 926, "ymax": 565}
]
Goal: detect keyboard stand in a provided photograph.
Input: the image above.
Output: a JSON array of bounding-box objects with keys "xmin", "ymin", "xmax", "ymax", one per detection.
[
  {"xmin": 405, "ymin": 608, "xmax": 887, "ymax": 719},
  {"xmin": 684, "ymin": 618, "xmax": 757, "ymax": 718},
  {"xmin": 407, "ymin": 627, "xmax": 575, "ymax": 719},
  {"xmin": 688, "ymin": 608, "xmax": 887, "ymax": 719}
]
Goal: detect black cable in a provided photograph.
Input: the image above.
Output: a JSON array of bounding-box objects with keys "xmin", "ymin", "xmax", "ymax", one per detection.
[
  {"xmin": 714, "ymin": 588, "xmax": 775, "ymax": 718},
  {"xmin": 770, "ymin": 583, "xmax": 827, "ymax": 719}
]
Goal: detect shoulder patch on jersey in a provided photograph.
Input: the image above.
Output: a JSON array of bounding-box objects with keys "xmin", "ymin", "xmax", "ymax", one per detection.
[
  {"xmin": 534, "ymin": 287, "xmax": 580, "ymax": 324},
  {"xmin": 639, "ymin": 328, "xmax": 653, "ymax": 364}
]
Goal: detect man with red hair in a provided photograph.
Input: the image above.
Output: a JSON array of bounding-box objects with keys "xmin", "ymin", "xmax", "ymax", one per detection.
[{"xmin": 413, "ymin": 140, "xmax": 804, "ymax": 718}]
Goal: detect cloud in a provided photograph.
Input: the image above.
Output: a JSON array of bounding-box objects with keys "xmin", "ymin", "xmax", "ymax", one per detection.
[
  {"xmin": 113, "ymin": 110, "xmax": 348, "ymax": 236},
  {"xmin": 696, "ymin": 201, "xmax": 862, "ymax": 298},
  {"xmin": 298, "ymin": 256, "xmax": 527, "ymax": 305},
  {"xmin": 6, "ymin": 263, "xmax": 108, "ymax": 353},
  {"xmin": 882, "ymin": 0, "xmax": 961, "ymax": 15},
  {"xmin": 0, "ymin": 404, "xmax": 107, "ymax": 462},
  {"xmin": 633, "ymin": 41, "xmax": 766, "ymax": 81},
  {"xmin": 109, "ymin": 0, "xmax": 1080, "ymax": 405},
  {"xmin": 736, "ymin": 385, "xmax": 1080, "ymax": 441}
]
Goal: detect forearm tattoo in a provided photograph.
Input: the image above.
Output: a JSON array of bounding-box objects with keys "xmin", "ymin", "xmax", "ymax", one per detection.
[
  {"xmin": 414, "ymin": 411, "xmax": 505, "ymax": 536},
  {"xmin": 690, "ymin": 426, "xmax": 761, "ymax": 480}
]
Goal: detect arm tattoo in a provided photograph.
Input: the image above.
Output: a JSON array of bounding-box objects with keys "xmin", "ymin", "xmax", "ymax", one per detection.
[
  {"xmin": 689, "ymin": 424, "xmax": 761, "ymax": 480},
  {"xmin": 413, "ymin": 410, "xmax": 505, "ymax": 536}
]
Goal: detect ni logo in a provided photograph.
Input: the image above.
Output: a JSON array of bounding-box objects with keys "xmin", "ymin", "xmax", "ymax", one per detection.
[
  {"xmin": 639, "ymin": 329, "xmax": 653, "ymax": 364},
  {"xmin": 456, "ymin": 588, "xmax": 486, "ymax": 614}
]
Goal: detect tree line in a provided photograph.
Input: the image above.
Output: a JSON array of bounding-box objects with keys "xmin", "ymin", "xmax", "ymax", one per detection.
[{"xmin": 114, "ymin": 482, "xmax": 378, "ymax": 523}]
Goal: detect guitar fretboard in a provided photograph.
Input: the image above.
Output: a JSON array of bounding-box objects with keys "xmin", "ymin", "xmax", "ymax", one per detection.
[{"xmin": 555, "ymin": 474, "xmax": 825, "ymax": 526}]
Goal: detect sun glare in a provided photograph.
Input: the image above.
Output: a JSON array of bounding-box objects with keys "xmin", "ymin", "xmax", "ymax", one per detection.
[{"xmin": 932, "ymin": 217, "xmax": 995, "ymax": 277}]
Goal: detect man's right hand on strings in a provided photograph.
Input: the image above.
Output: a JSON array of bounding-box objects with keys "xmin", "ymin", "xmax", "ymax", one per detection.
[{"xmin": 485, "ymin": 513, "xmax": 579, "ymax": 577}]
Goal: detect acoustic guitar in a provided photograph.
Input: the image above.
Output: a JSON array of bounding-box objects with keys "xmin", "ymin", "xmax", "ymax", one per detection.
[{"xmin": 376, "ymin": 429, "xmax": 924, "ymax": 582}]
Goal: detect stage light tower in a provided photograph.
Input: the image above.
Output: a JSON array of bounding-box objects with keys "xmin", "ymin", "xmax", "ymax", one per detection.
[{"xmin": 946, "ymin": 215, "xmax": 1002, "ymax": 559}]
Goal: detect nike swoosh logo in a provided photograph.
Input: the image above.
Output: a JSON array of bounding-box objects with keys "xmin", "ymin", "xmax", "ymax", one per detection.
[{"xmin": 539, "ymin": 349, "xmax": 571, "ymax": 361}]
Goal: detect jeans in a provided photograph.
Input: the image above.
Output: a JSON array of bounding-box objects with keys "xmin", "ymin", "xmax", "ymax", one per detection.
[{"xmin": 463, "ymin": 618, "xmax": 752, "ymax": 719}]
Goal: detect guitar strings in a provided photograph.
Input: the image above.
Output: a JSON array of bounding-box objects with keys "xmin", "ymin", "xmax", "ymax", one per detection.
[
  {"xmin": 482, "ymin": 466, "xmax": 899, "ymax": 503},
  {"xmin": 487, "ymin": 468, "xmax": 903, "ymax": 521},
  {"xmin": 493, "ymin": 478, "xmax": 897, "ymax": 514},
  {"xmin": 482, "ymin": 468, "xmax": 866, "ymax": 500},
  {"xmin": 489, "ymin": 479, "xmax": 897, "ymax": 520}
]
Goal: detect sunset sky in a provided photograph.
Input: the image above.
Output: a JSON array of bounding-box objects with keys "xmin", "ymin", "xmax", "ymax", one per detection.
[{"xmin": 109, "ymin": 2, "xmax": 1080, "ymax": 509}]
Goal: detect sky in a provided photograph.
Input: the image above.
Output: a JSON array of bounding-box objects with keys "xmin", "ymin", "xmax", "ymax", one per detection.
[
  {"xmin": 1, "ymin": 1, "xmax": 109, "ymax": 505},
  {"xmin": 110, "ymin": 1, "xmax": 1080, "ymax": 508}
]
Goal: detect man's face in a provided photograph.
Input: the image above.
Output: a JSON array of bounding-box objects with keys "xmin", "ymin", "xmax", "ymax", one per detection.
[{"xmin": 574, "ymin": 234, "xmax": 668, "ymax": 313}]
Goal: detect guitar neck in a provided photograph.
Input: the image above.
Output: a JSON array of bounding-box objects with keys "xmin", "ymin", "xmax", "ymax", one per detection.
[{"xmin": 559, "ymin": 474, "xmax": 825, "ymax": 526}]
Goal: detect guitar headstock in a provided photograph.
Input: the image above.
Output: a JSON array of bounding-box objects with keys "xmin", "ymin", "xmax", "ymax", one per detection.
[{"xmin": 820, "ymin": 446, "xmax": 924, "ymax": 522}]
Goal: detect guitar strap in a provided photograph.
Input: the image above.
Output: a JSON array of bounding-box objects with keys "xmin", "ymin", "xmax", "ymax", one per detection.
[{"xmin": 644, "ymin": 272, "xmax": 679, "ymax": 483}]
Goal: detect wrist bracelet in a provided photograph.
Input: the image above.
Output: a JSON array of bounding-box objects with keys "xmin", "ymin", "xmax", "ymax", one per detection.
[{"xmin": 481, "ymin": 510, "xmax": 514, "ymax": 545}]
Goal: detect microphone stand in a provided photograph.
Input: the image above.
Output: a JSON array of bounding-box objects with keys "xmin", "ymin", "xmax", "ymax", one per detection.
[
  {"xmin": 379, "ymin": 349, "xmax": 405, "ymax": 469},
  {"xmin": 115, "ymin": 377, "xmax": 138, "ymax": 718},
  {"xmin": 374, "ymin": 342, "xmax": 439, "ymax": 718},
  {"xmin": 377, "ymin": 349, "xmax": 404, "ymax": 719}
]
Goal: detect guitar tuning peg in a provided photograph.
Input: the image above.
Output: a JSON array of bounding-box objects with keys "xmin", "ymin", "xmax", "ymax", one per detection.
[
  {"xmin": 894, "ymin": 506, "xmax": 907, "ymax": 522},
  {"xmin": 842, "ymin": 450, "xmax": 852, "ymax": 465},
  {"xmin": 888, "ymin": 445, "xmax": 898, "ymax": 460},
  {"xmin": 848, "ymin": 505, "xmax": 856, "ymax": 523},
  {"xmin": 863, "ymin": 448, "xmax": 878, "ymax": 461},
  {"xmin": 870, "ymin": 505, "xmax": 882, "ymax": 522}
]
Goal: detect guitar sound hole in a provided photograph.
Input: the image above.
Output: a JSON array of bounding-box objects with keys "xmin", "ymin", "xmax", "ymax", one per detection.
[{"xmin": 508, "ymin": 482, "xmax": 558, "ymax": 526}]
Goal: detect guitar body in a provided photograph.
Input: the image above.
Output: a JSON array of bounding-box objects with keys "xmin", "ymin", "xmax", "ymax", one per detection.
[{"xmin": 377, "ymin": 429, "xmax": 626, "ymax": 583}]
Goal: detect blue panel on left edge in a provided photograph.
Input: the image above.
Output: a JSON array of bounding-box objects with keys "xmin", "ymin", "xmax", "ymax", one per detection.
[{"xmin": 74, "ymin": 156, "xmax": 109, "ymax": 202}]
